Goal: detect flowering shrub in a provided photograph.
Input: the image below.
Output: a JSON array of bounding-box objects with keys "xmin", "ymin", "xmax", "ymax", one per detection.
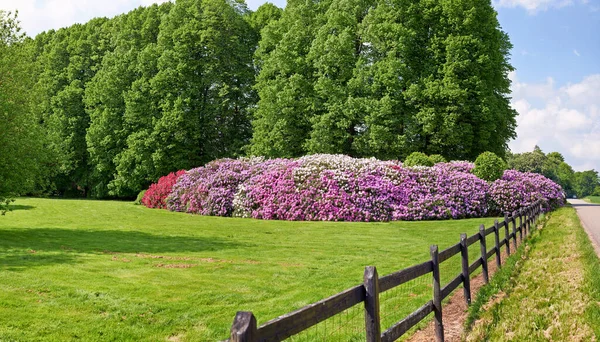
[
  {"xmin": 166, "ymin": 158, "xmax": 268, "ymax": 215},
  {"xmin": 489, "ymin": 170, "xmax": 565, "ymax": 214},
  {"xmin": 146, "ymin": 154, "xmax": 564, "ymax": 221},
  {"xmin": 142, "ymin": 170, "xmax": 186, "ymax": 209}
]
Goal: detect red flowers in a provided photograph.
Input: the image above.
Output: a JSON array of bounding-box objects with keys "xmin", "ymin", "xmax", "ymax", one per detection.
[{"xmin": 142, "ymin": 170, "xmax": 186, "ymax": 209}]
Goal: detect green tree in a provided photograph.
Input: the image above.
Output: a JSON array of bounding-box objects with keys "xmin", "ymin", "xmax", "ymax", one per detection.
[
  {"xmin": 35, "ymin": 18, "xmax": 110, "ymax": 196},
  {"xmin": 112, "ymin": 0, "xmax": 258, "ymax": 194},
  {"xmin": 0, "ymin": 11, "xmax": 45, "ymax": 213},
  {"xmin": 250, "ymin": 0, "xmax": 516, "ymax": 160},
  {"xmin": 574, "ymin": 170, "xmax": 599, "ymax": 198},
  {"xmin": 85, "ymin": 4, "xmax": 170, "ymax": 197},
  {"xmin": 507, "ymin": 146, "xmax": 547, "ymax": 174},
  {"xmin": 250, "ymin": 0, "xmax": 328, "ymax": 157}
]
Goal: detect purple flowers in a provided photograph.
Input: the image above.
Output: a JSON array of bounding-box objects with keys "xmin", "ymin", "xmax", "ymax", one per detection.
[
  {"xmin": 153, "ymin": 154, "xmax": 564, "ymax": 221},
  {"xmin": 489, "ymin": 170, "xmax": 565, "ymax": 214}
]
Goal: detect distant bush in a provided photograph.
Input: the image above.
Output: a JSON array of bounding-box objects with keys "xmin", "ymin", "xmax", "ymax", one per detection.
[
  {"xmin": 428, "ymin": 154, "xmax": 446, "ymax": 164},
  {"xmin": 473, "ymin": 152, "xmax": 506, "ymax": 182},
  {"xmin": 489, "ymin": 170, "xmax": 564, "ymax": 213},
  {"xmin": 142, "ymin": 170, "xmax": 186, "ymax": 209},
  {"xmin": 135, "ymin": 190, "xmax": 146, "ymax": 205},
  {"xmin": 404, "ymin": 152, "xmax": 434, "ymax": 167}
]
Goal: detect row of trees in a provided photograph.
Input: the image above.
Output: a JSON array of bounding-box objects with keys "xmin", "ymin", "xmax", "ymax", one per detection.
[
  {"xmin": 27, "ymin": 0, "xmax": 281, "ymax": 198},
  {"xmin": 507, "ymin": 146, "xmax": 600, "ymax": 198},
  {"xmin": 250, "ymin": 0, "xmax": 516, "ymax": 160},
  {"xmin": 3, "ymin": 0, "xmax": 517, "ymax": 199}
]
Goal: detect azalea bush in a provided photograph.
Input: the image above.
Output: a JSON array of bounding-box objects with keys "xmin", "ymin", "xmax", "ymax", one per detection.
[
  {"xmin": 489, "ymin": 170, "xmax": 565, "ymax": 214},
  {"xmin": 144, "ymin": 154, "xmax": 564, "ymax": 221},
  {"xmin": 141, "ymin": 170, "xmax": 186, "ymax": 209}
]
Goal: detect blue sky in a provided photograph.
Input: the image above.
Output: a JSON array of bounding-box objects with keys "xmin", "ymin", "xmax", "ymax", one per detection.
[{"xmin": 1, "ymin": 0, "xmax": 599, "ymax": 172}]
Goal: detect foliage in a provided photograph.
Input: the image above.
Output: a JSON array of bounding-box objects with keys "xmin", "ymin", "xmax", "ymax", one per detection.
[
  {"xmin": 0, "ymin": 11, "xmax": 46, "ymax": 211},
  {"xmin": 141, "ymin": 170, "xmax": 185, "ymax": 209},
  {"xmin": 489, "ymin": 170, "xmax": 565, "ymax": 214},
  {"xmin": 473, "ymin": 152, "xmax": 507, "ymax": 182},
  {"xmin": 250, "ymin": 0, "xmax": 516, "ymax": 160},
  {"xmin": 134, "ymin": 190, "xmax": 146, "ymax": 205},
  {"xmin": 429, "ymin": 154, "xmax": 447, "ymax": 164},
  {"xmin": 507, "ymin": 146, "xmax": 546, "ymax": 174},
  {"xmin": 574, "ymin": 170, "xmax": 600, "ymax": 198},
  {"xmin": 403, "ymin": 152, "xmax": 434, "ymax": 167},
  {"xmin": 166, "ymin": 158, "xmax": 269, "ymax": 216},
  {"xmin": 26, "ymin": 0, "xmax": 263, "ymax": 198},
  {"xmin": 160, "ymin": 154, "xmax": 563, "ymax": 222}
]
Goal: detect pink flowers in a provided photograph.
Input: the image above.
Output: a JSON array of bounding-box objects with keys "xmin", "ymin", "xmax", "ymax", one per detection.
[
  {"xmin": 142, "ymin": 170, "xmax": 186, "ymax": 209},
  {"xmin": 142, "ymin": 155, "xmax": 565, "ymax": 221}
]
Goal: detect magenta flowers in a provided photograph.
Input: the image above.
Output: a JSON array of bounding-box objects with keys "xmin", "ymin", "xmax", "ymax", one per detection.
[{"xmin": 142, "ymin": 154, "xmax": 565, "ymax": 221}]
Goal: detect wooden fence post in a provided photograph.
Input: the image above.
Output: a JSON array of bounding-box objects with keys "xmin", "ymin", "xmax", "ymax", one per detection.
[
  {"xmin": 230, "ymin": 311, "xmax": 258, "ymax": 342},
  {"xmin": 524, "ymin": 207, "xmax": 529, "ymax": 237},
  {"xmin": 479, "ymin": 225, "xmax": 489, "ymax": 284},
  {"xmin": 460, "ymin": 233, "xmax": 471, "ymax": 306},
  {"xmin": 518, "ymin": 209, "xmax": 523, "ymax": 242},
  {"xmin": 430, "ymin": 245, "xmax": 444, "ymax": 342},
  {"xmin": 504, "ymin": 213, "xmax": 511, "ymax": 256},
  {"xmin": 512, "ymin": 211, "xmax": 518, "ymax": 251},
  {"xmin": 364, "ymin": 266, "xmax": 381, "ymax": 342},
  {"xmin": 494, "ymin": 220, "xmax": 501, "ymax": 268}
]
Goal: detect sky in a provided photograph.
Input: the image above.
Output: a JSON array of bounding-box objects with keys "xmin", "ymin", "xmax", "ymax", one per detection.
[{"xmin": 1, "ymin": 0, "xmax": 599, "ymax": 172}]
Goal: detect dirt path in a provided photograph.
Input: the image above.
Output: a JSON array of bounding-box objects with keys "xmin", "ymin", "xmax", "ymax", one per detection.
[{"xmin": 569, "ymin": 199, "xmax": 600, "ymax": 257}]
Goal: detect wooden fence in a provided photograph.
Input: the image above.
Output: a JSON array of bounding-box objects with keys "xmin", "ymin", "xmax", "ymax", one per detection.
[{"xmin": 227, "ymin": 200, "xmax": 544, "ymax": 342}]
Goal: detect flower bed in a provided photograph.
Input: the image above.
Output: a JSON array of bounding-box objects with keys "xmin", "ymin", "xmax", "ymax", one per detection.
[{"xmin": 142, "ymin": 154, "xmax": 565, "ymax": 221}]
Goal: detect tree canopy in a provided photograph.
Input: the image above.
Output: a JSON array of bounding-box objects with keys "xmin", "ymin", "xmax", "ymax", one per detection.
[
  {"xmin": 0, "ymin": 11, "xmax": 46, "ymax": 213},
  {"xmin": 4, "ymin": 0, "xmax": 521, "ymax": 199},
  {"xmin": 250, "ymin": 0, "xmax": 516, "ymax": 160}
]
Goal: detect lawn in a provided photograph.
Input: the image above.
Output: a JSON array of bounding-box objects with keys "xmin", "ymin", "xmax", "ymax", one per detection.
[
  {"xmin": 584, "ymin": 196, "xmax": 600, "ymax": 204},
  {"xmin": 464, "ymin": 206, "xmax": 600, "ymax": 341},
  {"xmin": 0, "ymin": 198, "xmax": 500, "ymax": 341}
]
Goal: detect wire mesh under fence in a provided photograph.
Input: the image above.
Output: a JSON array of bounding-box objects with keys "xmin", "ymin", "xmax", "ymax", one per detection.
[
  {"xmin": 282, "ymin": 302, "xmax": 366, "ymax": 342},
  {"xmin": 379, "ymin": 272, "xmax": 432, "ymax": 340}
]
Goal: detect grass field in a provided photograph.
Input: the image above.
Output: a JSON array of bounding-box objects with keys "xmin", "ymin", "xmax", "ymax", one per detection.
[
  {"xmin": 584, "ymin": 196, "xmax": 600, "ymax": 204},
  {"xmin": 0, "ymin": 198, "xmax": 500, "ymax": 341},
  {"xmin": 465, "ymin": 206, "xmax": 600, "ymax": 341}
]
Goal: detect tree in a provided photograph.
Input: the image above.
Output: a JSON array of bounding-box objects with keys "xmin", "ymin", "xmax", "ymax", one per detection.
[
  {"xmin": 85, "ymin": 4, "xmax": 171, "ymax": 197},
  {"xmin": 249, "ymin": 0, "xmax": 327, "ymax": 157},
  {"xmin": 35, "ymin": 18, "xmax": 111, "ymax": 196},
  {"xmin": 0, "ymin": 11, "xmax": 45, "ymax": 213},
  {"xmin": 507, "ymin": 145, "xmax": 546, "ymax": 174},
  {"xmin": 574, "ymin": 170, "xmax": 599, "ymax": 198},
  {"xmin": 250, "ymin": 0, "xmax": 516, "ymax": 160},
  {"xmin": 111, "ymin": 0, "xmax": 258, "ymax": 194}
]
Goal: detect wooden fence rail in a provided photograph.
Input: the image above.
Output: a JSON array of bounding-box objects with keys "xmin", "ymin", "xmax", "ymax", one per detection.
[{"xmin": 228, "ymin": 200, "xmax": 544, "ymax": 342}]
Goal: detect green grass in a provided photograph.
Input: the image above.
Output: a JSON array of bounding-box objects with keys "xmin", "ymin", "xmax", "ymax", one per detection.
[
  {"xmin": 584, "ymin": 196, "xmax": 600, "ymax": 204},
  {"xmin": 464, "ymin": 206, "xmax": 600, "ymax": 341},
  {"xmin": 0, "ymin": 198, "xmax": 499, "ymax": 341}
]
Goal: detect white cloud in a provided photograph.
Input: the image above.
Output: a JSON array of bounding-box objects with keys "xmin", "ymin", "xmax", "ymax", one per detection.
[
  {"xmin": 0, "ymin": 0, "xmax": 171, "ymax": 37},
  {"xmin": 509, "ymin": 72, "xmax": 600, "ymax": 172},
  {"xmin": 493, "ymin": 0, "xmax": 587, "ymax": 13},
  {"xmin": 573, "ymin": 49, "xmax": 581, "ymax": 57}
]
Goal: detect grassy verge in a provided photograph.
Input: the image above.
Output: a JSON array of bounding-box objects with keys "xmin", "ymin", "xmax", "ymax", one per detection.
[
  {"xmin": 464, "ymin": 206, "xmax": 600, "ymax": 341},
  {"xmin": 0, "ymin": 198, "xmax": 498, "ymax": 341},
  {"xmin": 584, "ymin": 196, "xmax": 600, "ymax": 204}
]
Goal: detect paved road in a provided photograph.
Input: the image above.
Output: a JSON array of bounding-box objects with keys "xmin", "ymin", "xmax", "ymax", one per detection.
[{"xmin": 568, "ymin": 199, "xmax": 600, "ymax": 254}]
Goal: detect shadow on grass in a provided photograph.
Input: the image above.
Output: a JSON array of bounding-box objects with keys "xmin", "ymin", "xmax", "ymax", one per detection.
[
  {"xmin": 6, "ymin": 205, "xmax": 36, "ymax": 211},
  {"xmin": 0, "ymin": 228, "xmax": 249, "ymax": 270}
]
